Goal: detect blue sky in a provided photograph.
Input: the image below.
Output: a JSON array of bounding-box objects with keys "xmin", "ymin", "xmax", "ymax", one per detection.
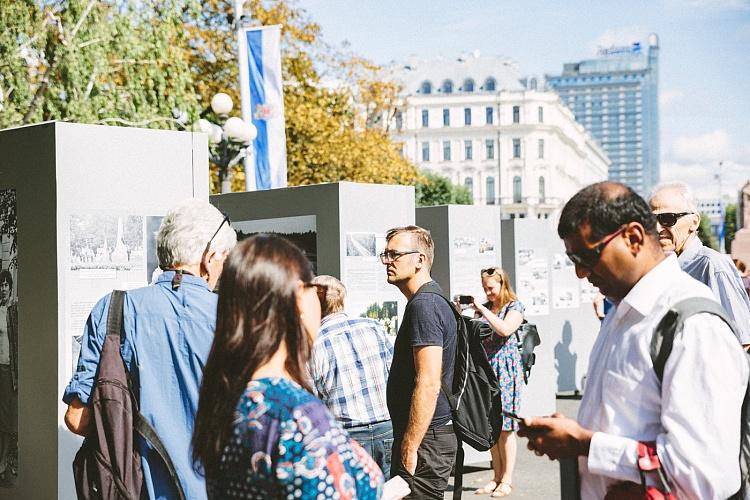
[{"xmin": 299, "ymin": 0, "xmax": 750, "ymax": 198}]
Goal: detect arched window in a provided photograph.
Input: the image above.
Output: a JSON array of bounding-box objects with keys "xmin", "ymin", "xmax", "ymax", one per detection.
[
  {"xmin": 441, "ymin": 80, "xmax": 454, "ymax": 94},
  {"xmin": 420, "ymin": 81, "xmax": 432, "ymax": 94},
  {"xmin": 513, "ymin": 176, "xmax": 522, "ymax": 203},
  {"xmin": 484, "ymin": 77, "xmax": 496, "ymax": 92},
  {"xmin": 538, "ymin": 177, "xmax": 546, "ymax": 203},
  {"xmin": 463, "ymin": 78, "xmax": 475, "ymax": 92}
]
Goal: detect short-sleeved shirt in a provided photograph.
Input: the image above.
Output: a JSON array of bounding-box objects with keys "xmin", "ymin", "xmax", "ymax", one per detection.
[
  {"xmin": 63, "ymin": 271, "xmax": 217, "ymax": 500},
  {"xmin": 387, "ymin": 282, "xmax": 456, "ymax": 436},
  {"xmin": 207, "ymin": 377, "xmax": 383, "ymax": 499}
]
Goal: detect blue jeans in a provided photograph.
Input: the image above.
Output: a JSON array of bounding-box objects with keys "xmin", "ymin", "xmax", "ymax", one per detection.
[{"xmin": 347, "ymin": 420, "xmax": 393, "ymax": 478}]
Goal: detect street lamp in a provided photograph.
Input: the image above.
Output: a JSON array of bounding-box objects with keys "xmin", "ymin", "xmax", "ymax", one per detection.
[{"xmin": 194, "ymin": 92, "xmax": 257, "ymax": 193}]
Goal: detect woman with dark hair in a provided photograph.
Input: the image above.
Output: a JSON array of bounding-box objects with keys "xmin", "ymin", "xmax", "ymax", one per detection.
[
  {"xmin": 192, "ymin": 235, "xmax": 383, "ymax": 499},
  {"xmin": 470, "ymin": 267, "xmax": 525, "ymax": 498}
]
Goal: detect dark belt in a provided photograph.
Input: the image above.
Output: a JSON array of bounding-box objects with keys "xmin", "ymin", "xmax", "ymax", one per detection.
[{"xmin": 345, "ymin": 419, "xmax": 390, "ymax": 430}]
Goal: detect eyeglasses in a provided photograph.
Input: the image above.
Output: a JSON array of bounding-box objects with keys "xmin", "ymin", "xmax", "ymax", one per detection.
[
  {"xmin": 654, "ymin": 212, "xmax": 693, "ymax": 228},
  {"xmin": 379, "ymin": 249, "xmax": 420, "ymax": 264},
  {"xmin": 566, "ymin": 225, "xmax": 627, "ymax": 268},
  {"xmin": 204, "ymin": 214, "xmax": 231, "ymax": 256},
  {"xmin": 305, "ymin": 282, "xmax": 328, "ymax": 304}
]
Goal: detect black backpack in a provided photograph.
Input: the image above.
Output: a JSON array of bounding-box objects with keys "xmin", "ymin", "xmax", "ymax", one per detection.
[
  {"xmin": 650, "ymin": 297, "xmax": 750, "ymax": 500},
  {"xmin": 515, "ymin": 321, "xmax": 541, "ymax": 384},
  {"xmin": 417, "ymin": 283, "xmax": 502, "ymax": 500},
  {"xmin": 73, "ymin": 290, "xmax": 186, "ymax": 500}
]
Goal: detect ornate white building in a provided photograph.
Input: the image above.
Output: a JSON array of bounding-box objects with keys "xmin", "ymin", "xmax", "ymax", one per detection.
[{"xmin": 388, "ymin": 52, "xmax": 609, "ymax": 218}]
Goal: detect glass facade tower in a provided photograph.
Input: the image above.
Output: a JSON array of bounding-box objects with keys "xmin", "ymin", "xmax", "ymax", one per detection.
[{"xmin": 547, "ymin": 34, "xmax": 659, "ymax": 195}]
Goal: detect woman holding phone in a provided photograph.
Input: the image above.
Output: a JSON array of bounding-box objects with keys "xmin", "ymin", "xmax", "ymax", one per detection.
[
  {"xmin": 472, "ymin": 266, "xmax": 525, "ymax": 498},
  {"xmin": 192, "ymin": 235, "xmax": 384, "ymax": 499}
]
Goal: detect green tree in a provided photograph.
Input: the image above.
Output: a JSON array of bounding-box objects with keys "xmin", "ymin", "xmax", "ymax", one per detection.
[
  {"xmin": 415, "ymin": 170, "xmax": 473, "ymax": 206},
  {"xmin": 698, "ymin": 212, "xmax": 718, "ymax": 251},
  {"xmin": 724, "ymin": 203, "xmax": 737, "ymax": 253},
  {"xmin": 0, "ymin": 0, "xmax": 200, "ymax": 129}
]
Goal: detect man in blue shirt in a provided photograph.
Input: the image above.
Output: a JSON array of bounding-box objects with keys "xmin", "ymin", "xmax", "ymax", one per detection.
[
  {"xmin": 309, "ymin": 275, "xmax": 394, "ymax": 476},
  {"xmin": 649, "ymin": 182, "xmax": 750, "ymax": 346},
  {"xmin": 63, "ymin": 200, "xmax": 237, "ymax": 499}
]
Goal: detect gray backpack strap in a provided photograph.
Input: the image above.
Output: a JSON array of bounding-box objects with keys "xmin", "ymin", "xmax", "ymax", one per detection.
[{"xmin": 651, "ymin": 297, "xmax": 737, "ymax": 382}]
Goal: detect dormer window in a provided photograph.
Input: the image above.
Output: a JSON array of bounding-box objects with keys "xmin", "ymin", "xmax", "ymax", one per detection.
[
  {"xmin": 420, "ymin": 81, "xmax": 432, "ymax": 94},
  {"xmin": 441, "ymin": 80, "xmax": 454, "ymax": 94},
  {"xmin": 484, "ymin": 77, "xmax": 496, "ymax": 92},
  {"xmin": 463, "ymin": 79, "xmax": 475, "ymax": 92}
]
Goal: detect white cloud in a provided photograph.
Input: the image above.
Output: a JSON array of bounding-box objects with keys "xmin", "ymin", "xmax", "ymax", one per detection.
[
  {"xmin": 670, "ymin": 129, "xmax": 736, "ymax": 163},
  {"xmin": 660, "ymin": 89, "xmax": 686, "ymax": 110},
  {"xmin": 590, "ymin": 26, "xmax": 648, "ymax": 54},
  {"xmin": 661, "ymin": 160, "xmax": 750, "ymax": 199}
]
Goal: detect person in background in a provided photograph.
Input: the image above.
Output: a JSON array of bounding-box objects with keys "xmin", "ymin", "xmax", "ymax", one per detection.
[
  {"xmin": 0, "ymin": 270, "xmax": 17, "ymax": 486},
  {"xmin": 63, "ymin": 199, "xmax": 236, "ymax": 499},
  {"xmin": 649, "ymin": 182, "xmax": 750, "ymax": 346},
  {"xmin": 382, "ymin": 225, "xmax": 457, "ymax": 499},
  {"xmin": 733, "ymin": 258, "xmax": 750, "ymax": 299},
  {"xmin": 470, "ymin": 267, "xmax": 525, "ymax": 498},
  {"xmin": 309, "ymin": 274, "xmax": 394, "ymax": 477},
  {"xmin": 192, "ymin": 235, "xmax": 383, "ymax": 499}
]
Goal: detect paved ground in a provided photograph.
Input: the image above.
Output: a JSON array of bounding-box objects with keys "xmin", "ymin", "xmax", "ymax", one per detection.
[{"xmin": 444, "ymin": 397, "xmax": 581, "ymax": 499}]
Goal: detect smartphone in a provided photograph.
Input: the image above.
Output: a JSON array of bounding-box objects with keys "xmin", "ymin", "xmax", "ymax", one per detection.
[
  {"xmin": 502, "ymin": 410, "xmax": 526, "ymax": 424},
  {"xmin": 457, "ymin": 294, "xmax": 474, "ymax": 305}
]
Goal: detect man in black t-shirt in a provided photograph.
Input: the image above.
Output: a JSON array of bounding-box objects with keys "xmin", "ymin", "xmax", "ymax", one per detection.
[{"xmin": 381, "ymin": 225, "xmax": 457, "ymax": 498}]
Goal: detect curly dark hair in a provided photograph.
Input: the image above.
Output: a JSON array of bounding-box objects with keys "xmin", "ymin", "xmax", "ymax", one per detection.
[
  {"xmin": 558, "ymin": 182, "xmax": 658, "ymax": 242},
  {"xmin": 0, "ymin": 270, "xmax": 12, "ymax": 290}
]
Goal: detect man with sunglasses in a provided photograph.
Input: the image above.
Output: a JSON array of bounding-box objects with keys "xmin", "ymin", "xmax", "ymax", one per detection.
[
  {"xmin": 381, "ymin": 225, "xmax": 457, "ymax": 498},
  {"xmin": 649, "ymin": 182, "xmax": 750, "ymax": 346},
  {"xmin": 518, "ymin": 182, "xmax": 748, "ymax": 499},
  {"xmin": 62, "ymin": 200, "xmax": 236, "ymax": 499}
]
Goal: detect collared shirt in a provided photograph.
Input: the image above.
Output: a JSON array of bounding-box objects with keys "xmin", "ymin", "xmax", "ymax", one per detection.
[
  {"xmin": 578, "ymin": 255, "xmax": 749, "ymax": 500},
  {"xmin": 63, "ymin": 271, "xmax": 217, "ymax": 500},
  {"xmin": 310, "ymin": 312, "xmax": 393, "ymax": 428},
  {"xmin": 678, "ymin": 236, "xmax": 750, "ymax": 345}
]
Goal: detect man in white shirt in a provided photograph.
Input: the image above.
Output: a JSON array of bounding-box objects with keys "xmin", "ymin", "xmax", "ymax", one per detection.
[{"xmin": 519, "ymin": 181, "xmax": 749, "ymax": 499}]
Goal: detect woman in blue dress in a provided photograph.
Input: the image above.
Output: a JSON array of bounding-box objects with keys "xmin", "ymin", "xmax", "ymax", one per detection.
[
  {"xmin": 471, "ymin": 267, "xmax": 525, "ymax": 498},
  {"xmin": 192, "ymin": 235, "xmax": 384, "ymax": 499}
]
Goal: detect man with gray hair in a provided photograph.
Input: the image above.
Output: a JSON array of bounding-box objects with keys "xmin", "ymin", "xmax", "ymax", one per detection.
[
  {"xmin": 309, "ymin": 275, "xmax": 394, "ymax": 476},
  {"xmin": 63, "ymin": 199, "xmax": 236, "ymax": 499},
  {"xmin": 649, "ymin": 182, "xmax": 750, "ymax": 345}
]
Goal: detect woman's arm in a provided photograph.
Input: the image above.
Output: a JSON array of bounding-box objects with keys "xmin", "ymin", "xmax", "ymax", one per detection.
[{"xmin": 473, "ymin": 301, "xmax": 523, "ymax": 337}]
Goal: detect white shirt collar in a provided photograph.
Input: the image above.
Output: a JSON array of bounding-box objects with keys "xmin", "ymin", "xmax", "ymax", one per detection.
[{"xmin": 619, "ymin": 254, "xmax": 678, "ymax": 317}]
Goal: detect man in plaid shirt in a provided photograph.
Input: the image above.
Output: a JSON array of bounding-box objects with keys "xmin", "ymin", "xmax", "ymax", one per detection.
[{"xmin": 310, "ymin": 275, "xmax": 394, "ymax": 476}]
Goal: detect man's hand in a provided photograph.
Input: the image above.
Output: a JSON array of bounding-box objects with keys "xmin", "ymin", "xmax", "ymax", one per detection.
[
  {"xmin": 517, "ymin": 413, "xmax": 593, "ymax": 460},
  {"xmin": 401, "ymin": 443, "xmax": 418, "ymax": 475}
]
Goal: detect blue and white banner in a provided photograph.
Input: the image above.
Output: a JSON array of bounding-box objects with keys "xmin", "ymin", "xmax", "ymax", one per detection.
[{"xmin": 239, "ymin": 25, "xmax": 287, "ymax": 190}]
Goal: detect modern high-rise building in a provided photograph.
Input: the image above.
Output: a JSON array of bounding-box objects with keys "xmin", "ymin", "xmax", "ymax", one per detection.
[
  {"xmin": 388, "ymin": 53, "xmax": 608, "ymax": 219},
  {"xmin": 546, "ymin": 34, "xmax": 660, "ymax": 195}
]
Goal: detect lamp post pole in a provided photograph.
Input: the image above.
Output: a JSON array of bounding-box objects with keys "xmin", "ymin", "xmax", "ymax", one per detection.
[{"xmin": 195, "ymin": 92, "xmax": 257, "ymax": 194}]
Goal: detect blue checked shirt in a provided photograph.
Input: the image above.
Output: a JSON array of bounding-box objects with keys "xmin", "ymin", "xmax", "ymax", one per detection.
[{"xmin": 310, "ymin": 313, "xmax": 393, "ymax": 428}]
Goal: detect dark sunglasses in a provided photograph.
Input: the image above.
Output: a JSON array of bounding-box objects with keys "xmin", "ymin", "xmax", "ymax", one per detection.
[
  {"xmin": 481, "ymin": 268, "xmax": 503, "ymax": 282},
  {"xmin": 305, "ymin": 282, "xmax": 328, "ymax": 304},
  {"xmin": 566, "ymin": 225, "xmax": 627, "ymax": 268},
  {"xmin": 655, "ymin": 212, "xmax": 693, "ymax": 228},
  {"xmin": 379, "ymin": 249, "xmax": 420, "ymax": 264}
]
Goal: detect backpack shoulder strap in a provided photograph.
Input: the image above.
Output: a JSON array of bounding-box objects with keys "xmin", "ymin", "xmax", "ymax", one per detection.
[
  {"xmin": 651, "ymin": 297, "xmax": 737, "ymax": 382},
  {"xmin": 106, "ymin": 290, "xmax": 126, "ymax": 340}
]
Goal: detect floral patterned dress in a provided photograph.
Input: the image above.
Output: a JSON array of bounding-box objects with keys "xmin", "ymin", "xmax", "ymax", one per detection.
[
  {"xmin": 207, "ymin": 377, "xmax": 384, "ymax": 499},
  {"xmin": 481, "ymin": 301, "xmax": 526, "ymax": 431}
]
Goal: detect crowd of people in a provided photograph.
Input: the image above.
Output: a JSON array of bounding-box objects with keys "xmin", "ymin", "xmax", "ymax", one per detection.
[{"xmin": 61, "ymin": 179, "xmax": 750, "ymax": 499}]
